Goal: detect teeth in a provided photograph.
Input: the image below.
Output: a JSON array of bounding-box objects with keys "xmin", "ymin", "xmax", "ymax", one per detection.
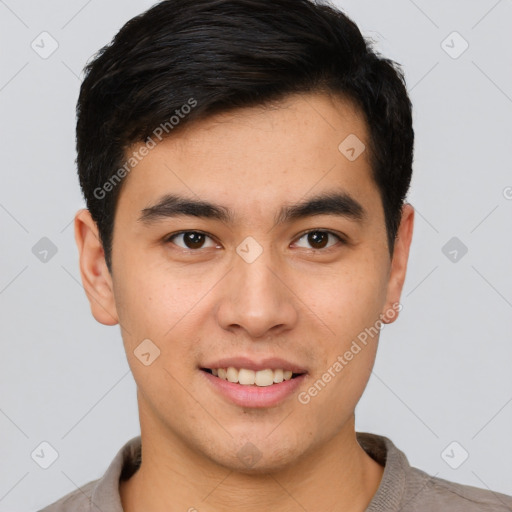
[
  {"xmin": 273, "ymin": 369, "xmax": 284, "ymax": 383},
  {"xmin": 226, "ymin": 367, "xmax": 238, "ymax": 383},
  {"xmin": 255, "ymin": 369, "xmax": 274, "ymax": 387},
  {"xmin": 209, "ymin": 367, "xmax": 300, "ymax": 386},
  {"xmin": 238, "ymin": 368, "xmax": 255, "ymax": 385}
]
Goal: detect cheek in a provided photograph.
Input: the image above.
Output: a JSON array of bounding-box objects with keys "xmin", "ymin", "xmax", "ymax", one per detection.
[
  {"xmin": 300, "ymin": 258, "xmax": 387, "ymax": 340},
  {"xmin": 113, "ymin": 256, "xmax": 201, "ymax": 340},
  {"xmin": 298, "ymin": 311, "xmax": 379, "ymax": 433},
  {"xmin": 294, "ymin": 253, "xmax": 386, "ymax": 405},
  {"xmin": 112, "ymin": 262, "xmax": 210, "ymax": 392}
]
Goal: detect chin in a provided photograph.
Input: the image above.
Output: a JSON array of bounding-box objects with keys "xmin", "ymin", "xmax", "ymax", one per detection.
[
  {"xmin": 201, "ymin": 434, "xmax": 309, "ymax": 475},
  {"xmin": 219, "ymin": 450, "xmax": 301, "ymax": 475}
]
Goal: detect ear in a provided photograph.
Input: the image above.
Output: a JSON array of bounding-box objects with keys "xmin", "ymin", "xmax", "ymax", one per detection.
[
  {"xmin": 381, "ymin": 203, "xmax": 414, "ymax": 324},
  {"xmin": 74, "ymin": 209, "xmax": 119, "ymax": 326}
]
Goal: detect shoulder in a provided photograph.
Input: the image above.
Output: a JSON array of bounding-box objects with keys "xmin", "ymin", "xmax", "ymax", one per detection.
[
  {"xmin": 37, "ymin": 436, "xmax": 141, "ymax": 512},
  {"xmin": 356, "ymin": 432, "xmax": 512, "ymax": 512},
  {"xmin": 404, "ymin": 465, "xmax": 512, "ymax": 511},
  {"xmin": 37, "ymin": 478, "xmax": 98, "ymax": 512}
]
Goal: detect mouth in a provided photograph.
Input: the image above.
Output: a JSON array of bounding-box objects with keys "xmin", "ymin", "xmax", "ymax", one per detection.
[
  {"xmin": 200, "ymin": 367, "xmax": 306, "ymax": 386},
  {"xmin": 199, "ymin": 357, "xmax": 309, "ymax": 407}
]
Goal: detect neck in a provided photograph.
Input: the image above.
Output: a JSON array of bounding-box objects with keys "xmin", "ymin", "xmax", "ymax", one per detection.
[{"xmin": 120, "ymin": 415, "xmax": 384, "ymax": 512}]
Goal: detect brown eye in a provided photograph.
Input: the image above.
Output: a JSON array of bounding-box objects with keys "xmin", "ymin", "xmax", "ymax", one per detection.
[
  {"xmin": 166, "ymin": 231, "xmax": 217, "ymax": 250},
  {"xmin": 307, "ymin": 231, "xmax": 329, "ymax": 249},
  {"xmin": 293, "ymin": 230, "xmax": 344, "ymax": 250}
]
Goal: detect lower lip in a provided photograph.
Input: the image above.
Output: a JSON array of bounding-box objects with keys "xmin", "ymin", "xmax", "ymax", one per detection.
[{"xmin": 200, "ymin": 370, "xmax": 307, "ymax": 408}]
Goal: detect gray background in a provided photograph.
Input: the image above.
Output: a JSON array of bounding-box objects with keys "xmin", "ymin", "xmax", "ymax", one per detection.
[{"xmin": 1, "ymin": 0, "xmax": 511, "ymax": 510}]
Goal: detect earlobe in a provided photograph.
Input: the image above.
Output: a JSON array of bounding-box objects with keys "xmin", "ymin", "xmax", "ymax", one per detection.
[
  {"xmin": 381, "ymin": 203, "xmax": 414, "ymax": 324},
  {"xmin": 74, "ymin": 209, "xmax": 119, "ymax": 326}
]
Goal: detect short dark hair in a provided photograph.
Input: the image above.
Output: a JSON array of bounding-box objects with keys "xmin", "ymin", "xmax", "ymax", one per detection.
[{"xmin": 76, "ymin": 0, "xmax": 414, "ymax": 271}]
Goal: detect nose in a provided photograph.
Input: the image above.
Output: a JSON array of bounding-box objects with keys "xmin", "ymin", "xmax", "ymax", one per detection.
[{"xmin": 215, "ymin": 247, "xmax": 299, "ymax": 339}]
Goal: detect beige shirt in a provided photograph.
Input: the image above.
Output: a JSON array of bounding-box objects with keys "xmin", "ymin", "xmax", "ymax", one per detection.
[{"xmin": 39, "ymin": 432, "xmax": 512, "ymax": 511}]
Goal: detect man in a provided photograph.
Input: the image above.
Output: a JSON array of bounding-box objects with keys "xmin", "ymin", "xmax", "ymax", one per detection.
[{"xmin": 40, "ymin": 0, "xmax": 512, "ymax": 510}]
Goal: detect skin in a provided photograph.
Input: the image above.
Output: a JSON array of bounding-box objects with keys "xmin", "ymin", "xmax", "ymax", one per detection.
[{"xmin": 75, "ymin": 92, "xmax": 414, "ymax": 512}]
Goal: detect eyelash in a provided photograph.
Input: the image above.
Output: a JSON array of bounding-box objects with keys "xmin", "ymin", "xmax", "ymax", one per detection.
[{"xmin": 163, "ymin": 229, "xmax": 347, "ymax": 252}]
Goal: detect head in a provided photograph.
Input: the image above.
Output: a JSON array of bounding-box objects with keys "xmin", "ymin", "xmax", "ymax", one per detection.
[{"xmin": 75, "ymin": 0, "xmax": 414, "ymax": 472}]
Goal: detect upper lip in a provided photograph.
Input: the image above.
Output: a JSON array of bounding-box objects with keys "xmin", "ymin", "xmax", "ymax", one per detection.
[{"xmin": 201, "ymin": 356, "xmax": 308, "ymax": 374}]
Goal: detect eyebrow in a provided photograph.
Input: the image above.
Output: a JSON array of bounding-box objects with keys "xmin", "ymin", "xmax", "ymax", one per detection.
[{"xmin": 138, "ymin": 191, "xmax": 367, "ymax": 227}]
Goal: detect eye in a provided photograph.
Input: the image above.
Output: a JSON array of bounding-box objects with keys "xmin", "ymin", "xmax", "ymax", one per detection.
[
  {"xmin": 293, "ymin": 230, "xmax": 345, "ymax": 251},
  {"xmin": 165, "ymin": 231, "xmax": 219, "ymax": 250},
  {"xmin": 164, "ymin": 229, "xmax": 345, "ymax": 252}
]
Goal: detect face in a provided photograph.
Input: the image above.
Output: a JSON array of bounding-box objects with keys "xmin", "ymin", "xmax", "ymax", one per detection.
[{"xmin": 75, "ymin": 92, "xmax": 413, "ymax": 473}]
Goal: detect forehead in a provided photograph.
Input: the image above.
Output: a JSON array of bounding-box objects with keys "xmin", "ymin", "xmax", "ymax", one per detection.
[{"xmin": 115, "ymin": 92, "xmax": 379, "ymax": 223}]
